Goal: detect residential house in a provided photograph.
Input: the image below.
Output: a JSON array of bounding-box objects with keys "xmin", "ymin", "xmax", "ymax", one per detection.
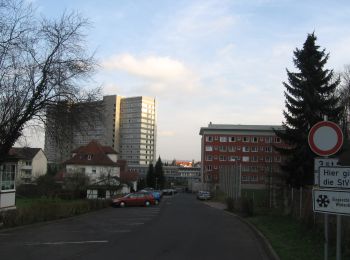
[
  {"xmin": 64, "ymin": 140, "xmax": 121, "ymax": 199},
  {"xmin": 9, "ymin": 148, "xmax": 47, "ymax": 184}
]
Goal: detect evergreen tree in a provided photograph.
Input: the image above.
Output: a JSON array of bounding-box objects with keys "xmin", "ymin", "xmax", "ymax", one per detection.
[
  {"xmin": 146, "ymin": 163, "xmax": 155, "ymax": 188},
  {"xmin": 154, "ymin": 157, "xmax": 165, "ymax": 189},
  {"xmin": 275, "ymin": 32, "xmax": 343, "ymax": 188}
]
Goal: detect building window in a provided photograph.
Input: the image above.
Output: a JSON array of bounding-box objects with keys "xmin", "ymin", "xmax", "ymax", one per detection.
[
  {"xmin": 265, "ymin": 156, "xmax": 272, "ymax": 162},
  {"xmin": 242, "ymin": 156, "xmax": 249, "ymax": 162},
  {"xmin": 243, "ymin": 137, "xmax": 250, "ymax": 142},
  {"xmin": 274, "ymin": 137, "xmax": 281, "ymax": 143},
  {"xmin": 265, "ymin": 137, "xmax": 273, "ymax": 143},
  {"xmin": 274, "ymin": 156, "xmax": 281, "ymax": 162},
  {"xmin": 229, "ymin": 156, "xmax": 236, "ymax": 161},
  {"xmin": 206, "ymin": 136, "xmax": 213, "ymax": 142},
  {"xmin": 206, "ymin": 155, "xmax": 213, "ymax": 161},
  {"xmin": 219, "ymin": 155, "xmax": 226, "ymax": 161},
  {"xmin": 1, "ymin": 164, "xmax": 15, "ymax": 191},
  {"xmin": 229, "ymin": 137, "xmax": 236, "ymax": 142},
  {"xmin": 251, "ymin": 156, "xmax": 258, "ymax": 162},
  {"xmin": 228, "ymin": 146, "xmax": 236, "ymax": 152},
  {"xmin": 214, "ymin": 155, "xmax": 218, "ymax": 160},
  {"xmin": 220, "ymin": 136, "xmax": 227, "ymax": 142},
  {"xmin": 205, "ymin": 145, "xmax": 213, "ymax": 152},
  {"xmin": 251, "ymin": 147, "xmax": 258, "ymax": 152},
  {"xmin": 242, "ymin": 147, "xmax": 250, "ymax": 152},
  {"xmin": 92, "ymin": 168, "xmax": 96, "ymax": 174},
  {"xmin": 252, "ymin": 137, "xmax": 258, "ymax": 143},
  {"xmin": 265, "ymin": 146, "xmax": 272, "ymax": 152},
  {"xmin": 214, "ymin": 136, "xmax": 218, "ymax": 141},
  {"xmin": 207, "ymin": 165, "xmax": 212, "ymax": 171},
  {"xmin": 219, "ymin": 146, "xmax": 227, "ymax": 152},
  {"xmin": 25, "ymin": 161, "xmax": 32, "ymax": 166},
  {"xmin": 87, "ymin": 154, "xmax": 92, "ymax": 160}
]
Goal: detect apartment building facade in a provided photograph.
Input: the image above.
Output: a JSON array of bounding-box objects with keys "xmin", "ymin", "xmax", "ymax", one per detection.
[
  {"xmin": 45, "ymin": 95, "xmax": 157, "ymax": 168},
  {"xmin": 199, "ymin": 123, "xmax": 287, "ymax": 189}
]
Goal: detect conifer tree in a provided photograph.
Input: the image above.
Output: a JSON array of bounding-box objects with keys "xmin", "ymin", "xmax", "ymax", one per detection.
[
  {"xmin": 275, "ymin": 33, "xmax": 343, "ymax": 188},
  {"xmin": 146, "ymin": 163, "xmax": 155, "ymax": 188},
  {"xmin": 154, "ymin": 157, "xmax": 165, "ymax": 189}
]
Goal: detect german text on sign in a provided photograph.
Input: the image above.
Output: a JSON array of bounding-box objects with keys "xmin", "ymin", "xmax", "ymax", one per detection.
[
  {"xmin": 313, "ymin": 189, "xmax": 350, "ymax": 216},
  {"xmin": 319, "ymin": 166, "xmax": 350, "ymax": 189}
]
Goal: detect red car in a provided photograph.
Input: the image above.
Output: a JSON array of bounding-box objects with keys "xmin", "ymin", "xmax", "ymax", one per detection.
[{"xmin": 112, "ymin": 193, "xmax": 156, "ymax": 207}]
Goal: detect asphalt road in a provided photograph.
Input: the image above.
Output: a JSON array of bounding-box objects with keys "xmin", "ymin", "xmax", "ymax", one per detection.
[{"xmin": 0, "ymin": 193, "xmax": 271, "ymax": 260}]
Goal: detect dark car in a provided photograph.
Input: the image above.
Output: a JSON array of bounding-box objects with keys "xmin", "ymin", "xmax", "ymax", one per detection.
[{"xmin": 112, "ymin": 193, "xmax": 156, "ymax": 207}]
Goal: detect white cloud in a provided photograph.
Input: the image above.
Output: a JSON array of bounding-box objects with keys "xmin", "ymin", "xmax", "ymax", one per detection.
[
  {"xmin": 103, "ymin": 54, "xmax": 191, "ymax": 81},
  {"xmin": 102, "ymin": 53, "xmax": 199, "ymax": 97}
]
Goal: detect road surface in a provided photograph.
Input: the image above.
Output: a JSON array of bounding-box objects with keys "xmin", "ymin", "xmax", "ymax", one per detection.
[{"xmin": 0, "ymin": 193, "xmax": 271, "ymax": 260}]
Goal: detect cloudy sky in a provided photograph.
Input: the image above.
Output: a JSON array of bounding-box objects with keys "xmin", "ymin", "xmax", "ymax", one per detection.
[{"xmin": 22, "ymin": 0, "xmax": 350, "ymax": 161}]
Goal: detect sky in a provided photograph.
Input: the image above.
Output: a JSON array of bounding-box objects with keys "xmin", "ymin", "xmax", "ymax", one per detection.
[{"xmin": 20, "ymin": 0, "xmax": 350, "ymax": 161}]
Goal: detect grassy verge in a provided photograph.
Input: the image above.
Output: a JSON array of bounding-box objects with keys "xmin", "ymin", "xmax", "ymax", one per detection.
[
  {"xmin": 247, "ymin": 214, "xmax": 335, "ymax": 260},
  {"xmin": 0, "ymin": 197, "xmax": 110, "ymax": 228}
]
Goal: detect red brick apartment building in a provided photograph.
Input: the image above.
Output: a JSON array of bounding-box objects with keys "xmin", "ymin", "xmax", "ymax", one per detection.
[{"xmin": 199, "ymin": 124, "xmax": 288, "ymax": 189}]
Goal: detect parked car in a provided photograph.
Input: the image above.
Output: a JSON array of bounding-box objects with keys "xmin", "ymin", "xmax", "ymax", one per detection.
[
  {"xmin": 162, "ymin": 189, "xmax": 176, "ymax": 196},
  {"xmin": 140, "ymin": 189, "xmax": 162, "ymax": 204},
  {"xmin": 197, "ymin": 191, "xmax": 211, "ymax": 200},
  {"xmin": 111, "ymin": 193, "xmax": 156, "ymax": 207}
]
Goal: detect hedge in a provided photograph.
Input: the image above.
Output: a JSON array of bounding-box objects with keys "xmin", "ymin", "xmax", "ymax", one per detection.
[{"xmin": 0, "ymin": 199, "xmax": 110, "ymax": 228}]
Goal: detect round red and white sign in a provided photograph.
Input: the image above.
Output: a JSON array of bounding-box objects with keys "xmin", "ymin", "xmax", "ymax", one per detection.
[{"xmin": 308, "ymin": 121, "xmax": 343, "ymax": 156}]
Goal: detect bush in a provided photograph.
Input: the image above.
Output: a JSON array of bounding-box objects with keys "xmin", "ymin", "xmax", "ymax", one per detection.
[
  {"xmin": 225, "ymin": 197, "xmax": 254, "ymax": 217},
  {"xmin": 226, "ymin": 197, "xmax": 234, "ymax": 212},
  {"xmin": 0, "ymin": 199, "xmax": 110, "ymax": 228}
]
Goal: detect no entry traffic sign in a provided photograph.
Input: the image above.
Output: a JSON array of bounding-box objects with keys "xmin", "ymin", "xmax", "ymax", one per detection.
[{"xmin": 308, "ymin": 121, "xmax": 343, "ymax": 157}]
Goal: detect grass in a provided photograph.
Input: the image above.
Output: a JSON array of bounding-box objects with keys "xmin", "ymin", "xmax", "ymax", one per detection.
[{"xmin": 247, "ymin": 214, "xmax": 335, "ymax": 260}]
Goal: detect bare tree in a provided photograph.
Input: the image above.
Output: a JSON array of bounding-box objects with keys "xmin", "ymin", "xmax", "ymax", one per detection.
[
  {"xmin": 0, "ymin": 0, "xmax": 99, "ymax": 160},
  {"xmin": 338, "ymin": 65, "xmax": 350, "ymax": 139}
]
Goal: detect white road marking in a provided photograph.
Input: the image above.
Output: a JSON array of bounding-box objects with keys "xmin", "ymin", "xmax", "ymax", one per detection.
[
  {"xmin": 24, "ymin": 240, "xmax": 108, "ymax": 246},
  {"xmin": 110, "ymin": 230, "xmax": 131, "ymax": 233},
  {"xmin": 126, "ymin": 222, "xmax": 144, "ymax": 226}
]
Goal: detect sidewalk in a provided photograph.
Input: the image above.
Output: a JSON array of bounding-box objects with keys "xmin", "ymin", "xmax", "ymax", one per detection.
[{"xmin": 203, "ymin": 201, "xmax": 227, "ymax": 210}]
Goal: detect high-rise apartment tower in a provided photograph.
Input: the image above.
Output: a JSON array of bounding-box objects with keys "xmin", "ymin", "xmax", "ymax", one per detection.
[{"xmin": 44, "ymin": 95, "xmax": 157, "ymax": 167}]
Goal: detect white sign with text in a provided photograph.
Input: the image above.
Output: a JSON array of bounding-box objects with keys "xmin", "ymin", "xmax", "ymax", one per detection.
[
  {"xmin": 319, "ymin": 166, "xmax": 350, "ymax": 189},
  {"xmin": 313, "ymin": 189, "xmax": 350, "ymax": 216}
]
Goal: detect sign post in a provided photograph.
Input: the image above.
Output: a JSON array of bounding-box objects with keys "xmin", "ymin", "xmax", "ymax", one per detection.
[{"xmin": 309, "ymin": 120, "xmax": 344, "ymax": 260}]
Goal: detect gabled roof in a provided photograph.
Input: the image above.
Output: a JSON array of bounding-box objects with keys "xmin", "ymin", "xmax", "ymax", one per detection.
[
  {"xmin": 64, "ymin": 140, "xmax": 118, "ymax": 166},
  {"xmin": 72, "ymin": 142, "xmax": 118, "ymax": 155},
  {"xmin": 9, "ymin": 147, "xmax": 42, "ymax": 160}
]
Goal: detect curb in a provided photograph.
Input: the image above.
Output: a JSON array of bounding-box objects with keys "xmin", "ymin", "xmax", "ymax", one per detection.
[
  {"xmin": 205, "ymin": 202, "xmax": 280, "ymax": 260},
  {"xmin": 232, "ymin": 213, "xmax": 280, "ymax": 260}
]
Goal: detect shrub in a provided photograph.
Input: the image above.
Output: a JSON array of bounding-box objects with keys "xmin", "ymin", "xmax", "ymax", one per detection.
[{"xmin": 226, "ymin": 197, "xmax": 234, "ymax": 212}]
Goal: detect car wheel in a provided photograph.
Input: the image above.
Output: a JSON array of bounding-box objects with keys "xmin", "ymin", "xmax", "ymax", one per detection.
[
  {"xmin": 145, "ymin": 201, "xmax": 151, "ymax": 207},
  {"xmin": 120, "ymin": 201, "xmax": 126, "ymax": 207}
]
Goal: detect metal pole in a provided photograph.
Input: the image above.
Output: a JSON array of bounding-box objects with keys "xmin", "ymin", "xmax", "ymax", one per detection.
[
  {"xmin": 336, "ymin": 215, "xmax": 342, "ymax": 260},
  {"xmin": 300, "ymin": 187, "xmax": 302, "ymax": 218},
  {"xmin": 325, "ymin": 214, "xmax": 328, "ymax": 260}
]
